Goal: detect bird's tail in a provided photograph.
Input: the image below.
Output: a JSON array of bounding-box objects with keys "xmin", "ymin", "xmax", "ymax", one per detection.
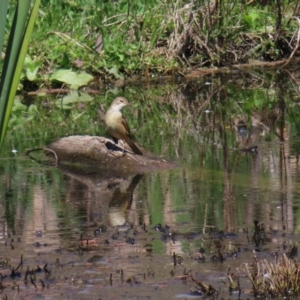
[{"xmin": 125, "ymin": 137, "xmax": 143, "ymax": 155}]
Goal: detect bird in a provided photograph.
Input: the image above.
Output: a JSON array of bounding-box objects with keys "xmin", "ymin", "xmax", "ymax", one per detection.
[{"xmin": 104, "ymin": 97, "xmax": 143, "ymax": 155}]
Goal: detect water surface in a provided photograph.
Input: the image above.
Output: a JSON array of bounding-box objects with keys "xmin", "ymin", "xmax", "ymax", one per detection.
[{"xmin": 1, "ymin": 70, "xmax": 300, "ymax": 299}]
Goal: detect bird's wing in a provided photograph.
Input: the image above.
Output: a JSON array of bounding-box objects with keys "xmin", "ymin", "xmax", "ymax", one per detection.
[{"xmin": 122, "ymin": 116, "xmax": 132, "ymax": 137}]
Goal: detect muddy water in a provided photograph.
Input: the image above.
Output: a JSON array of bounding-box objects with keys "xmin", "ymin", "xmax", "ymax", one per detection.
[{"xmin": 1, "ymin": 71, "xmax": 300, "ymax": 299}]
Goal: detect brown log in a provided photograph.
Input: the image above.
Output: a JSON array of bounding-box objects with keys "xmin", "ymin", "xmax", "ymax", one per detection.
[{"xmin": 42, "ymin": 135, "xmax": 178, "ymax": 175}]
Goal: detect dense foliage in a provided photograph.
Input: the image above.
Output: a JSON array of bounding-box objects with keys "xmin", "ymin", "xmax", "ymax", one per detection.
[{"xmin": 3, "ymin": 0, "xmax": 300, "ymax": 88}]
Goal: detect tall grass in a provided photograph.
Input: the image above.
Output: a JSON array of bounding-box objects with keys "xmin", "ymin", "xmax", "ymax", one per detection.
[{"xmin": 0, "ymin": 0, "xmax": 41, "ymax": 147}]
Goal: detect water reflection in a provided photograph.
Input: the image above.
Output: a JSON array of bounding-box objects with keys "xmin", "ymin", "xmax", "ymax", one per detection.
[
  {"xmin": 1, "ymin": 71, "xmax": 300, "ymax": 297},
  {"xmin": 2, "ymin": 75, "xmax": 300, "ymax": 237},
  {"xmin": 22, "ymin": 185, "xmax": 60, "ymax": 252}
]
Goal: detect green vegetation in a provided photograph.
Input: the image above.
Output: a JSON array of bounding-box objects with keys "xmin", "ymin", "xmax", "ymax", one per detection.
[
  {"xmin": 0, "ymin": 0, "xmax": 40, "ymax": 147},
  {"xmin": 2, "ymin": 0, "xmax": 300, "ymax": 90}
]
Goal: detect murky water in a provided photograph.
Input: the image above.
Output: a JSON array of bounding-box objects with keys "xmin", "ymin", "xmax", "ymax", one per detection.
[{"xmin": 1, "ymin": 71, "xmax": 300, "ymax": 299}]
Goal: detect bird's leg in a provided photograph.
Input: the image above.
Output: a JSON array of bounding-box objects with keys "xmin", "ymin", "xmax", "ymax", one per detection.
[{"xmin": 114, "ymin": 138, "xmax": 134, "ymax": 156}]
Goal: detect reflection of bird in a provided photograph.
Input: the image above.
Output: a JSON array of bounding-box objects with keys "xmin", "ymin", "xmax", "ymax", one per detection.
[{"xmin": 104, "ymin": 97, "xmax": 143, "ymax": 155}]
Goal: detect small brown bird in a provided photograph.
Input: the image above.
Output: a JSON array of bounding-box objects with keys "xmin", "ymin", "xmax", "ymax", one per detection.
[{"xmin": 104, "ymin": 97, "xmax": 143, "ymax": 155}]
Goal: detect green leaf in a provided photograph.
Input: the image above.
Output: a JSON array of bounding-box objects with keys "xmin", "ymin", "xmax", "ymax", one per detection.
[
  {"xmin": 24, "ymin": 56, "xmax": 40, "ymax": 81},
  {"xmin": 117, "ymin": 53, "xmax": 124, "ymax": 62},
  {"xmin": 55, "ymin": 90, "xmax": 94, "ymax": 109},
  {"xmin": 12, "ymin": 97, "xmax": 27, "ymax": 112},
  {"xmin": 106, "ymin": 67, "xmax": 124, "ymax": 80},
  {"xmin": 51, "ymin": 69, "xmax": 94, "ymax": 90},
  {"xmin": 28, "ymin": 104, "xmax": 39, "ymax": 115},
  {"xmin": 26, "ymin": 66, "xmax": 39, "ymax": 81}
]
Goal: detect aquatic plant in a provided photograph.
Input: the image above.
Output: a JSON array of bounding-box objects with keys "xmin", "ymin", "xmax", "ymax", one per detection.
[{"xmin": 240, "ymin": 251, "xmax": 300, "ymax": 298}]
